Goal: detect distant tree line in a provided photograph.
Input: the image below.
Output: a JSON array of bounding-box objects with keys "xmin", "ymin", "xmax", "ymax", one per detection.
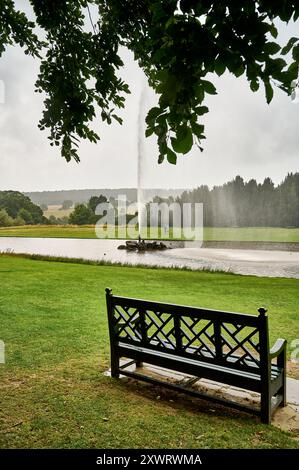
[
  {"xmin": 1, "ymin": 173, "xmax": 298, "ymax": 228},
  {"xmin": 174, "ymin": 173, "xmax": 299, "ymax": 228},
  {"xmin": 25, "ymin": 188, "xmax": 139, "ymax": 206}
]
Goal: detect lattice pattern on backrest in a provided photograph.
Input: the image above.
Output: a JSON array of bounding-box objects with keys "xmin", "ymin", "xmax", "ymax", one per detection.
[
  {"xmin": 144, "ymin": 309, "xmax": 176, "ymax": 350},
  {"xmin": 220, "ymin": 322, "xmax": 260, "ymax": 369},
  {"xmin": 113, "ymin": 305, "xmax": 142, "ymax": 343},
  {"xmin": 113, "ymin": 304, "xmax": 176, "ymax": 350},
  {"xmin": 180, "ymin": 316, "xmax": 216, "ymax": 359},
  {"xmin": 111, "ymin": 298, "xmax": 261, "ymax": 371},
  {"xmin": 180, "ymin": 317, "xmax": 261, "ymax": 368}
]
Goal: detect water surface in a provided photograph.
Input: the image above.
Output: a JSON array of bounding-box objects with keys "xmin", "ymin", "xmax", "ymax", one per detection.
[{"xmin": 0, "ymin": 237, "xmax": 298, "ymax": 278}]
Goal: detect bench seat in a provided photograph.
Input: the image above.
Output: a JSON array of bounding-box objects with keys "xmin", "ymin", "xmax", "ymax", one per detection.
[{"xmin": 117, "ymin": 341, "xmax": 283, "ymax": 393}]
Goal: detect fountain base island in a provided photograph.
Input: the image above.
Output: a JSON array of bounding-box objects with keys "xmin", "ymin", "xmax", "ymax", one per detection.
[{"xmin": 118, "ymin": 237, "xmax": 171, "ymax": 252}]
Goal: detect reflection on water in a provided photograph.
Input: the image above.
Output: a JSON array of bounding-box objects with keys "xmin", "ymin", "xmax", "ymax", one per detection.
[{"xmin": 0, "ymin": 237, "xmax": 298, "ymax": 278}]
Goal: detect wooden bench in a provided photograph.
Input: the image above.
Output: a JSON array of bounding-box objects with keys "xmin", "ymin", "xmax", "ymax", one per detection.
[{"xmin": 105, "ymin": 288, "xmax": 287, "ymax": 424}]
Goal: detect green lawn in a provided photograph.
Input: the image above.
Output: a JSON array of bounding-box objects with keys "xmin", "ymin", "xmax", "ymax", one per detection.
[
  {"xmin": 0, "ymin": 255, "xmax": 298, "ymax": 448},
  {"xmin": 204, "ymin": 227, "xmax": 299, "ymax": 243},
  {"xmin": 0, "ymin": 225, "xmax": 299, "ymax": 242}
]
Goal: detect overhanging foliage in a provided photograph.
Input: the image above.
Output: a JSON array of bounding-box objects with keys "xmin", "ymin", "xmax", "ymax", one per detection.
[{"xmin": 1, "ymin": 1, "xmax": 298, "ymax": 164}]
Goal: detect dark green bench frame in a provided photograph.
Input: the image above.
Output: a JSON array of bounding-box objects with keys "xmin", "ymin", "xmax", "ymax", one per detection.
[{"xmin": 105, "ymin": 288, "xmax": 287, "ymax": 424}]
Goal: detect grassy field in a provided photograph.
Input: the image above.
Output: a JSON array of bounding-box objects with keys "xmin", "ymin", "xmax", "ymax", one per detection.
[
  {"xmin": 0, "ymin": 254, "xmax": 298, "ymax": 449},
  {"xmin": 44, "ymin": 207, "xmax": 73, "ymax": 219},
  {"xmin": 0, "ymin": 225, "xmax": 299, "ymax": 242}
]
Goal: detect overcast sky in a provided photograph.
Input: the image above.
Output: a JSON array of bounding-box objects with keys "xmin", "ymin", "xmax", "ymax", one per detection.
[{"xmin": 0, "ymin": 4, "xmax": 298, "ymax": 192}]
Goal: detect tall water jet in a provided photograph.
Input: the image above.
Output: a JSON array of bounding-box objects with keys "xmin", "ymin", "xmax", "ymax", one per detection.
[
  {"xmin": 137, "ymin": 82, "xmax": 147, "ymax": 238},
  {"xmin": 117, "ymin": 81, "xmax": 172, "ymax": 251},
  {"xmin": 135, "ymin": 84, "xmax": 185, "ymax": 247}
]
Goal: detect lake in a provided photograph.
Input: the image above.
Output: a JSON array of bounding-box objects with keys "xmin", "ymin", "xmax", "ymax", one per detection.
[{"xmin": 0, "ymin": 237, "xmax": 298, "ymax": 278}]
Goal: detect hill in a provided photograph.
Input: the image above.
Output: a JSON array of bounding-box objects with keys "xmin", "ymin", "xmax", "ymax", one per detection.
[{"xmin": 24, "ymin": 188, "xmax": 185, "ymax": 206}]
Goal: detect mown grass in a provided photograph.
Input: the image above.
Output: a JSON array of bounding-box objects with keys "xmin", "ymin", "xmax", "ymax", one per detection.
[
  {"xmin": 0, "ymin": 255, "xmax": 298, "ymax": 449},
  {"xmin": 204, "ymin": 227, "xmax": 299, "ymax": 243},
  {"xmin": 0, "ymin": 225, "xmax": 299, "ymax": 243}
]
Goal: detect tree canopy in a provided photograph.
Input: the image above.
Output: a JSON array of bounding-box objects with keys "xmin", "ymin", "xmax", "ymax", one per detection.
[
  {"xmin": 1, "ymin": 1, "xmax": 299, "ymax": 164},
  {"xmin": 69, "ymin": 203, "xmax": 94, "ymax": 225},
  {"xmin": 87, "ymin": 194, "xmax": 107, "ymax": 212},
  {"xmin": 0, "ymin": 190, "xmax": 46, "ymax": 224}
]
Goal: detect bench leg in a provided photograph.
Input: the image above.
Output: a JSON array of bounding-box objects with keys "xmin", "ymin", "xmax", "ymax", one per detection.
[
  {"xmin": 279, "ymin": 383, "xmax": 287, "ymax": 408},
  {"xmin": 261, "ymin": 389, "xmax": 271, "ymax": 424},
  {"xmin": 278, "ymin": 350, "xmax": 287, "ymax": 407},
  {"xmin": 135, "ymin": 360, "xmax": 143, "ymax": 368},
  {"xmin": 110, "ymin": 353, "xmax": 120, "ymax": 378}
]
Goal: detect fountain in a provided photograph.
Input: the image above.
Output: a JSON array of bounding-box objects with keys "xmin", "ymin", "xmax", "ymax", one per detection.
[
  {"xmin": 118, "ymin": 236, "xmax": 168, "ymax": 251},
  {"xmin": 118, "ymin": 82, "xmax": 171, "ymax": 252},
  {"xmin": 137, "ymin": 83, "xmax": 145, "ymax": 239}
]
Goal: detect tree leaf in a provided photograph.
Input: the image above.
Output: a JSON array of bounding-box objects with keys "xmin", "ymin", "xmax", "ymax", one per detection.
[
  {"xmin": 145, "ymin": 107, "xmax": 162, "ymax": 125},
  {"xmin": 171, "ymin": 127, "xmax": 193, "ymax": 154},
  {"xmin": 264, "ymin": 81, "xmax": 273, "ymax": 104},
  {"xmin": 292, "ymin": 45, "xmax": 299, "ymax": 61},
  {"xmin": 158, "ymin": 154, "xmax": 164, "ymax": 164},
  {"xmin": 166, "ymin": 147, "xmax": 177, "ymax": 164},
  {"xmin": 145, "ymin": 127, "xmax": 154, "ymax": 137},
  {"xmin": 264, "ymin": 42, "xmax": 281, "ymax": 55},
  {"xmin": 233, "ymin": 63, "xmax": 245, "ymax": 77},
  {"xmin": 195, "ymin": 105, "xmax": 209, "ymax": 115},
  {"xmin": 281, "ymin": 37, "xmax": 299, "ymax": 55},
  {"xmin": 112, "ymin": 114, "xmax": 123, "ymax": 125},
  {"xmin": 195, "ymin": 87, "xmax": 204, "ymax": 102},
  {"xmin": 269, "ymin": 23, "xmax": 278, "ymax": 38},
  {"xmin": 250, "ymin": 79, "xmax": 259, "ymax": 92},
  {"xmin": 215, "ymin": 60, "xmax": 226, "ymax": 76},
  {"xmin": 201, "ymin": 80, "xmax": 217, "ymax": 95},
  {"xmin": 191, "ymin": 122, "xmax": 204, "ymax": 138}
]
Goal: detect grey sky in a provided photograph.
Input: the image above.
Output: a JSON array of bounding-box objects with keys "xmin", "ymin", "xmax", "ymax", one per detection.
[{"xmin": 0, "ymin": 4, "xmax": 298, "ymax": 192}]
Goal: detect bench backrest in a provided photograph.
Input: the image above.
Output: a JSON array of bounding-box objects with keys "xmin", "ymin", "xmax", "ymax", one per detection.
[{"xmin": 106, "ymin": 289, "xmax": 270, "ymax": 375}]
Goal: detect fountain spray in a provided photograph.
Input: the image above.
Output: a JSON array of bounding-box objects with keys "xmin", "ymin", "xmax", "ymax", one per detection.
[{"xmin": 137, "ymin": 81, "xmax": 147, "ymax": 238}]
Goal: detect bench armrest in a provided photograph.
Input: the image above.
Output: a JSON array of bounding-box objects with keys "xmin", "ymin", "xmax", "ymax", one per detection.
[{"xmin": 270, "ymin": 338, "xmax": 287, "ymax": 360}]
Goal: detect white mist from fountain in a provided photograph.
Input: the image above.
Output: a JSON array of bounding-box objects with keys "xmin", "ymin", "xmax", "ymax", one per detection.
[{"xmin": 137, "ymin": 82, "xmax": 147, "ymax": 238}]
